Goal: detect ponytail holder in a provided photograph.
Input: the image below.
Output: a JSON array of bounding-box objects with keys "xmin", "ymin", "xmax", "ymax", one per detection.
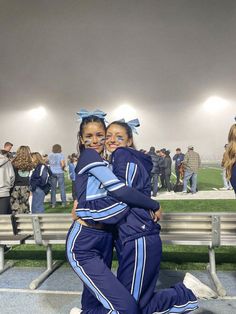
[
  {"xmin": 76, "ymin": 109, "xmax": 107, "ymax": 122},
  {"xmin": 118, "ymin": 118, "xmax": 140, "ymax": 134}
]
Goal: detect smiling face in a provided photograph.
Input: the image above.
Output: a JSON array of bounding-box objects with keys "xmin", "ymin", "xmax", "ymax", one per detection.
[
  {"xmin": 80, "ymin": 122, "xmax": 106, "ymax": 154},
  {"xmin": 105, "ymin": 123, "xmax": 133, "ymax": 153}
]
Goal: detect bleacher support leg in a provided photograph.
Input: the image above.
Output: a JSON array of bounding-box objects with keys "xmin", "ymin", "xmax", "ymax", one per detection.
[
  {"xmin": 0, "ymin": 245, "xmax": 14, "ymax": 275},
  {"xmin": 29, "ymin": 244, "xmax": 62, "ymax": 290},
  {"xmin": 207, "ymin": 247, "xmax": 226, "ymax": 297}
]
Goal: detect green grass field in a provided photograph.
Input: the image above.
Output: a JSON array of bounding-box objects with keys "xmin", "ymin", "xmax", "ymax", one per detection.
[
  {"xmin": 5, "ymin": 167, "xmax": 236, "ymax": 270},
  {"xmin": 170, "ymin": 166, "xmax": 223, "ymax": 190},
  {"xmin": 65, "ymin": 165, "xmax": 224, "ymax": 193}
]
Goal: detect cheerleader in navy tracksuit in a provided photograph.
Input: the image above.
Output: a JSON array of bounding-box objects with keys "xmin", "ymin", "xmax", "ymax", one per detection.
[
  {"xmin": 105, "ymin": 120, "xmax": 203, "ymax": 314},
  {"xmin": 68, "ymin": 112, "xmax": 217, "ymax": 314},
  {"xmin": 67, "ymin": 111, "xmax": 162, "ymax": 314}
]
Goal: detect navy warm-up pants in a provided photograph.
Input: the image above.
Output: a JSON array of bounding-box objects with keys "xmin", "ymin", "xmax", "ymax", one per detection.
[
  {"xmin": 67, "ymin": 222, "xmax": 198, "ymax": 314},
  {"xmin": 115, "ymin": 233, "xmax": 198, "ymax": 314},
  {"xmin": 66, "ymin": 221, "xmax": 140, "ymax": 314}
]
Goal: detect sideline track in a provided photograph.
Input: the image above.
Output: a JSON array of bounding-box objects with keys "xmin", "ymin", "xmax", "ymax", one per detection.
[
  {"xmin": 0, "ymin": 287, "xmax": 236, "ymax": 299},
  {"xmin": 0, "ymin": 268, "xmax": 235, "ymax": 314}
]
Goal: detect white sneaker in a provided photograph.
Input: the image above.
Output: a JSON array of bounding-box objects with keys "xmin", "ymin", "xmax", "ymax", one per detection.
[
  {"xmin": 70, "ymin": 308, "xmax": 82, "ymax": 314},
  {"xmin": 183, "ymin": 272, "xmax": 218, "ymax": 299}
]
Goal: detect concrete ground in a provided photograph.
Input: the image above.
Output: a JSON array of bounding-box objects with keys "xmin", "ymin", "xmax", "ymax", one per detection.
[
  {"xmin": 0, "ymin": 267, "xmax": 235, "ymax": 314},
  {"xmin": 45, "ymin": 189, "xmax": 235, "ymax": 203},
  {"xmin": 154, "ymin": 189, "xmax": 236, "ymax": 200}
]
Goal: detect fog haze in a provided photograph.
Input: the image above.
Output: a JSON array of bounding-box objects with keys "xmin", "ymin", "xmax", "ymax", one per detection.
[{"xmin": 0, "ymin": 0, "xmax": 236, "ymax": 160}]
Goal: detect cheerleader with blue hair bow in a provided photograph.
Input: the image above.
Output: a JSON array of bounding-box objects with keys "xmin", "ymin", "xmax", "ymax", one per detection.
[
  {"xmin": 104, "ymin": 120, "xmax": 217, "ymax": 314},
  {"xmin": 67, "ymin": 110, "xmax": 217, "ymax": 314},
  {"xmin": 67, "ymin": 110, "xmax": 159, "ymax": 314}
]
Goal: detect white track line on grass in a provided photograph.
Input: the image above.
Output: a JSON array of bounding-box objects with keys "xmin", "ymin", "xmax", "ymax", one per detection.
[{"xmin": 0, "ymin": 288, "xmax": 82, "ymax": 295}]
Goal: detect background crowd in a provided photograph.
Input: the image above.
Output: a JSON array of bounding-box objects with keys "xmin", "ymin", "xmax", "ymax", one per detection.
[{"xmin": 0, "ymin": 138, "xmax": 235, "ymax": 219}]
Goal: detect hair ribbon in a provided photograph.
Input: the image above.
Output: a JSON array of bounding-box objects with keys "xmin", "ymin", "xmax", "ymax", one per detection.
[
  {"xmin": 118, "ymin": 118, "xmax": 140, "ymax": 134},
  {"xmin": 76, "ymin": 109, "xmax": 107, "ymax": 122}
]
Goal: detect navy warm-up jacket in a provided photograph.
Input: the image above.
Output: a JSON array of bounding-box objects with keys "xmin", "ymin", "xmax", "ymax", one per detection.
[{"xmin": 75, "ymin": 148, "xmax": 160, "ymax": 242}]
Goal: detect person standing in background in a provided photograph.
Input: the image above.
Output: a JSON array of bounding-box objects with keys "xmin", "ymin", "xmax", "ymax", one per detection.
[
  {"xmin": 30, "ymin": 152, "xmax": 52, "ymax": 213},
  {"xmin": 182, "ymin": 146, "xmax": 201, "ymax": 194},
  {"xmin": 173, "ymin": 148, "xmax": 185, "ymax": 184},
  {"xmin": 0, "ymin": 149, "xmax": 15, "ymax": 214},
  {"xmin": 220, "ymin": 144, "xmax": 233, "ymax": 190},
  {"xmin": 159, "ymin": 149, "xmax": 166, "ymax": 189},
  {"xmin": 225, "ymin": 121, "xmax": 236, "ymax": 194},
  {"xmin": 3, "ymin": 142, "xmax": 13, "ymax": 153},
  {"xmin": 0, "ymin": 149, "xmax": 15, "ymax": 254},
  {"xmin": 164, "ymin": 150, "xmax": 173, "ymax": 193},
  {"xmin": 1, "ymin": 142, "xmax": 13, "ymax": 159},
  {"xmin": 11, "ymin": 146, "xmax": 34, "ymax": 214},
  {"xmin": 48, "ymin": 144, "xmax": 67, "ymax": 208},
  {"xmin": 147, "ymin": 147, "xmax": 160, "ymax": 197}
]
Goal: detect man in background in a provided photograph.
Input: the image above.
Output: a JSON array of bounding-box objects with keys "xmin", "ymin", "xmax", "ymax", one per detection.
[
  {"xmin": 1, "ymin": 142, "xmax": 13, "ymax": 158},
  {"xmin": 148, "ymin": 147, "xmax": 160, "ymax": 197},
  {"xmin": 173, "ymin": 148, "xmax": 185, "ymax": 184},
  {"xmin": 182, "ymin": 146, "xmax": 201, "ymax": 194}
]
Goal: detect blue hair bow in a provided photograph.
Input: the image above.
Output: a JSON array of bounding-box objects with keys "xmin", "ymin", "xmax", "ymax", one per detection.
[
  {"xmin": 76, "ymin": 109, "xmax": 107, "ymax": 122},
  {"xmin": 118, "ymin": 118, "xmax": 140, "ymax": 134}
]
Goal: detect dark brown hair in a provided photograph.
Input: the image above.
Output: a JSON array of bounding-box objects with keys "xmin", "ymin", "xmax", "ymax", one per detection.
[
  {"xmin": 77, "ymin": 116, "xmax": 106, "ymax": 152},
  {"xmin": 52, "ymin": 144, "xmax": 62, "ymax": 153}
]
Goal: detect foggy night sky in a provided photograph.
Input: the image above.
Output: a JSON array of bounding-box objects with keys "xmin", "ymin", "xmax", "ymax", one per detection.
[{"xmin": 0, "ymin": 0, "xmax": 236, "ymax": 160}]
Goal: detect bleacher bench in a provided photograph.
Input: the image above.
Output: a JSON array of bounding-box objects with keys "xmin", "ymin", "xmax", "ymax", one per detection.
[
  {"xmin": 159, "ymin": 212, "xmax": 236, "ymax": 296},
  {"xmin": 0, "ymin": 215, "xmax": 31, "ymax": 274},
  {"xmin": 15, "ymin": 213, "xmax": 72, "ymax": 289},
  {"xmin": 1, "ymin": 212, "xmax": 236, "ymax": 295}
]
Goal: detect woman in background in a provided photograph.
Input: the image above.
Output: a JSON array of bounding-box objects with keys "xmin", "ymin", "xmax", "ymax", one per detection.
[
  {"xmin": 11, "ymin": 146, "xmax": 34, "ymax": 214},
  {"xmin": 30, "ymin": 152, "xmax": 51, "ymax": 213},
  {"xmin": 225, "ymin": 120, "xmax": 236, "ymax": 194}
]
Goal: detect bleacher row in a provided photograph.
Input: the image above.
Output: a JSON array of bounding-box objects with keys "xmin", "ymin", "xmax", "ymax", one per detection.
[{"xmin": 0, "ymin": 212, "xmax": 236, "ymax": 296}]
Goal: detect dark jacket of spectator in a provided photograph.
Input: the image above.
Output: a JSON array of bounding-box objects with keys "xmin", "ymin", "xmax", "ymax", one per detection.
[
  {"xmin": 173, "ymin": 153, "xmax": 185, "ymax": 169},
  {"xmin": 148, "ymin": 147, "xmax": 160, "ymax": 175},
  {"xmin": 164, "ymin": 155, "xmax": 172, "ymax": 175}
]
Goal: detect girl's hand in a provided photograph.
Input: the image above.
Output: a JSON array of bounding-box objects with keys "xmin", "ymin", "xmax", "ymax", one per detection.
[{"xmin": 150, "ymin": 207, "xmax": 162, "ymax": 222}]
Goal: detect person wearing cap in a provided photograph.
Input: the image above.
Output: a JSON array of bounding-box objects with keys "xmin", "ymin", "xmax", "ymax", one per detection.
[{"xmin": 182, "ymin": 146, "xmax": 201, "ymax": 194}]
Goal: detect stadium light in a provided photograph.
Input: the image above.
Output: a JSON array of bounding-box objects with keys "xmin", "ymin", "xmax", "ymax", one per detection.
[
  {"xmin": 113, "ymin": 103, "xmax": 137, "ymax": 120},
  {"xmin": 28, "ymin": 106, "xmax": 47, "ymax": 121},
  {"xmin": 202, "ymin": 96, "xmax": 229, "ymax": 113}
]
